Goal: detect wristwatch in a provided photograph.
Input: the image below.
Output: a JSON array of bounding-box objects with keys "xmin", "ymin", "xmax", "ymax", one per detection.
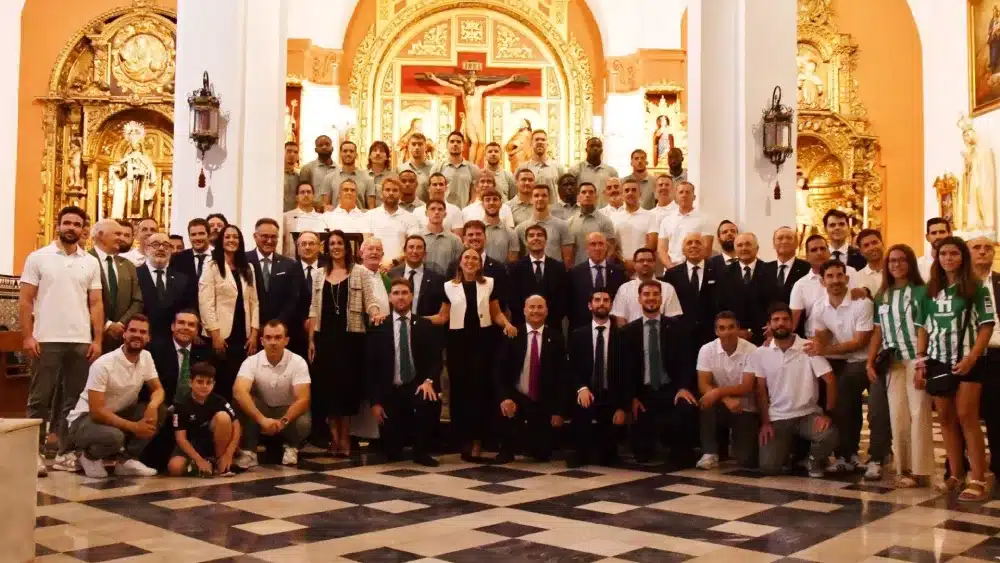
[{"xmin": 279, "ymin": 417, "xmax": 289, "ymax": 427}]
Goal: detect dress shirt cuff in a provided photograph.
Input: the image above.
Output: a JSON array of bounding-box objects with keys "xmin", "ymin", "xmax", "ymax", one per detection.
[
  {"xmin": 104, "ymin": 320, "xmax": 112, "ymax": 329},
  {"xmin": 577, "ymin": 386, "xmax": 589, "ymax": 394}
]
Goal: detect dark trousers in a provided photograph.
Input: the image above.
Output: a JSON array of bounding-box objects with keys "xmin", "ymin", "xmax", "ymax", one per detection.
[
  {"xmin": 499, "ymin": 392, "xmax": 555, "ymax": 460},
  {"xmin": 28, "ymin": 342, "xmax": 90, "ymax": 452},
  {"xmin": 830, "ymin": 359, "xmax": 890, "ymax": 461},
  {"xmin": 572, "ymin": 400, "xmax": 621, "ymax": 461},
  {"xmin": 984, "ymin": 348, "xmax": 1000, "ymax": 474},
  {"xmin": 379, "ymin": 381, "xmax": 441, "ymax": 457},
  {"xmin": 631, "ymin": 385, "xmax": 698, "ymax": 461}
]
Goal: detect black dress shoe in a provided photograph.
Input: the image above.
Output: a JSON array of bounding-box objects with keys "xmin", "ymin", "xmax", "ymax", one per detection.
[
  {"xmin": 413, "ymin": 453, "xmax": 440, "ymax": 467},
  {"xmin": 494, "ymin": 451, "xmax": 515, "ymax": 464},
  {"xmin": 460, "ymin": 452, "xmax": 479, "ymax": 463}
]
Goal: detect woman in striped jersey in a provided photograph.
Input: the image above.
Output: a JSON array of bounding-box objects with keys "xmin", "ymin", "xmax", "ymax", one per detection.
[
  {"xmin": 915, "ymin": 237, "xmax": 995, "ymax": 501},
  {"xmin": 867, "ymin": 244, "xmax": 932, "ymax": 488}
]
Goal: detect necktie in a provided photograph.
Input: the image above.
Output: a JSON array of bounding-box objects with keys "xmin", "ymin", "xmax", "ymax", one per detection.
[
  {"xmin": 408, "ymin": 269, "xmax": 417, "ymax": 285},
  {"xmin": 398, "ymin": 316, "xmax": 414, "ymax": 383},
  {"xmin": 155, "ymin": 269, "xmax": 167, "ymax": 300},
  {"xmin": 646, "ymin": 319, "xmax": 662, "ymax": 390},
  {"xmin": 305, "ymin": 265, "xmax": 314, "ymax": 289},
  {"xmin": 833, "ymin": 250, "xmax": 843, "ymax": 263},
  {"xmin": 743, "ymin": 265, "xmax": 752, "ymax": 284},
  {"xmin": 528, "ymin": 330, "xmax": 541, "ymax": 401},
  {"xmin": 690, "ymin": 265, "xmax": 700, "ymax": 295},
  {"xmin": 408, "ymin": 270, "xmax": 418, "ymax": 311},
  {"xmin": 778, "ymin": 264, "xmax": 787, "ymax": 286},
  {"xmin": 594, "ymin": 325, "xmax": 607, "ymax": 389},
  {"xmin": 534, "ymin": 260, "xmax": 544, "ymax": 285},
  {"xmin": 594, "ymin": 264, "xmax": 605, "ymax": 289},
  {"xmin": 262, "ymin": 257, "xmax": 272, "ymax": 292},
  {"xmin": 195, "ymin": 254, "xmax": 206, "ymax": 278},
  {"xmin": 105, "ymin": 256, "xmax": 118, "ymax": 305},
  {"xmin": 177, "ymin": 348, "xmax": 191, "ymax": 399}
]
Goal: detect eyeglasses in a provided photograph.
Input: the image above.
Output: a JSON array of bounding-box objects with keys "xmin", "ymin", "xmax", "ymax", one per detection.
[{"xmin": 147, "ymin": 241, "xmax": 172, "ymax": 249}]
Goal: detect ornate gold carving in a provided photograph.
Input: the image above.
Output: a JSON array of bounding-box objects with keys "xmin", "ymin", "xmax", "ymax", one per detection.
[
  {"xmin": 545, "ymin": 68, "xmax": 560, "ymax": 98},
  {"xmin": 407, "ymin": 22, "xmax": 450, "ymax": 57},
  {"xmin": 935, "ymin": 173, "xmax": 959, "ymax": 229},
  {"xmin": 496, "ymin": 25, "xmax": 534, "ymax": 60},
  {"xmin": 460, "ymin": 19, "xmax": 485, "ymax": 43},
  {"xmin": 309, "ymin": 47, "xmax": 341, "ymax": 85},
  {"xmin": 110, "ymin": 19, "xmax": 176, "ymax": 95}
]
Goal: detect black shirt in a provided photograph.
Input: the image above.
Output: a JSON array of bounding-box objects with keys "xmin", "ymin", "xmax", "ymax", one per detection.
[
  {"xmin": 443, "ymin": 280, "xmax": 495, "ymax": 330},
  {"xmin": 172, "ymin": 393, "xmax": 235, "ymax": 439}
]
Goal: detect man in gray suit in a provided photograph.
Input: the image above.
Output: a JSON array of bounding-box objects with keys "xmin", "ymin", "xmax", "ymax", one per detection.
[{"xmin": 90, "ymin": 218, "xmax": 144, "ymax": 353}]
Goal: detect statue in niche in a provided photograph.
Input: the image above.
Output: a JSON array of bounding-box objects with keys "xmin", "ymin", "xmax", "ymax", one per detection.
[
  {"xmin": 285, "ymin": 100, "xmax": 298, "ymax": 143},
  {"xmin": 113, "ymin": 121, "xmax": 159, "ymax": 220},
  {"xmin": 654, "ymin": 115, "xmax": 674, "ymax": 167},
  {"xmin": 109, "ymin": 165, "xmax": 128, "ymax": 219},
  {"xmin": 958, "ymin": 115, "xmax": 997, "ymax": 235},
  {"xmin": 66, "ymin": 137, "xmax": 83, "ymax": 188},
  {"xmin": 797, "ymin": 57, "xmax": 825, "ymax": 109},
  {"xmin": 504, "ymin": 118, "xmax": 533, "ymax": 173},
  {"xmin": 795, "ymin": 167, "xmax": 816, "ymax": 250}
]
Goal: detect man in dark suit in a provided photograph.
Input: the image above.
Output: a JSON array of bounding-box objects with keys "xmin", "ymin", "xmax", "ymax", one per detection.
[
  {"xmin": 767, "ymin": 226, "xmax": 810, "ymax": 306},
  {"xmin": 90, "ymin": 218, "xmax": 144, "ymax": 352},
  {"xmin": 247, "ymin": 218, "xmax": 304, "ymax": 328},
  {"xmin": 623, "ymin": 280, "xmax": 699, "ymax": 465},
  {"xmin": 170, "ymin": 218, "xmax": 213, "ymax": 282},
  {"xmin": 495, "ymin": 296, "xmax": 568, "ymax": 463},
  {"xmin": 390, "ymin": 235, "xmax": 447, "ymax": 317},
  {"xmin": 138, "ymin": 233, "xmax": 196, "ymax": 341},
  {"xmin": 719, "ymin": 233, "xmax": 779, "ymax": 345},
  {"xmin": 568, "ymin": 232, "xmax": 625, "ymax": 329},
  {"xmin": 366, "ymin": 278, "xmax": 442, "ymax": 467},
  {"xmin": 706, "ymin": 220, "xmax": 739, "ymax": 273},
  {"xmin": 510, "ymin": 224, "xmax": 567, "ymax": 328},
  {"xmin": 447, "ymin": 220, "xmax": 511, "ymax": 311},
  {"xmin": 824, "ymin": 209, "xmax": 866, "ymax": 270},
  {"xmin": 567, "ymin": 289, "xmax": 627, "ymax": 467},
  {"xmin": 663, "ymin": 232, "xmax": 721, "ymax": 347}
]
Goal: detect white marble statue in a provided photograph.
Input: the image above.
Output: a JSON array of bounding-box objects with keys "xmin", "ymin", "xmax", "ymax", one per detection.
[{"xmin": 958, "ymin": 115, "xmax": 997, "ymax": 236}]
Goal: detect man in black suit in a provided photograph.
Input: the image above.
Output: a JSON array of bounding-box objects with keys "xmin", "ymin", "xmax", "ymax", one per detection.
[
  {"xmin": 366, "ymin": 278, "xmax": 442, "ymax": 467},
  {"xmin": 623, "ymin": 280, "xmax": 699, "ymax": 465},
  {"xmin": 138, "ymin": 233, "xmax": 196, "ymax": 341},
  {"xmin": 663, "ymin": 232, "xmax": 721, "ymax": 347},
  {"xmin": 510, "ymin": 224, "xmax": 567, "ymax": 329},
  {"xmin": 719, "ymin": 233, "xmax": 778, "ymax": 345},
  {"xmin": 568, "ymin": 232, "xmax": 625, "ymax": 329},
  {"xmin": 390, "ymin": 235, "xmax": 447, "ymax": 317},
  {"xmin": 767, "ymin": 226, "xmax": 810, "ymax": 306},
  {"xmin": 706, "ymin": 220, "xmax": 739, "ymax": 272},
  {"xmin": 247, "ymin": 218, "xmax": 304, "ymax": 328},
  {"xmin": 824, "ymin": 209, "xmax": 866, "ymax": 270},
  {"xmin": 567, "ymin": 289, "xmax": 627, "ymax": 467},
  {"xmin": 447, "ymin": 220, "xmax": 511, "ymax": 311},
  {"xmin": 171, "ymin": 218, "xmax": 213, "ymax": 282},
  {"xmin": 495, "ymin": 296, "xmax": 568, "ymax": 463}
]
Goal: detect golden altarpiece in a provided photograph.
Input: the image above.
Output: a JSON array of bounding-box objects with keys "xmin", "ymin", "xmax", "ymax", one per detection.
[
  {"xmin": 349, "ymin": 0, "xmax": 595, "ymax": 168},
  {"xmin": 37, "ymin": 1, "xmax": 176, "ymax": 247},
  {"xmin": 795, "ymin": 0, "xmax": 885, "ymax": 247}
]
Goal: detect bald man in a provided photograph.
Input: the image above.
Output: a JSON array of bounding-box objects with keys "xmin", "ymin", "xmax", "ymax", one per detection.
[
  {"xmin": 767, "ymin": 226, "xmax": 810, "ymax": 305},
  {"xmin": 719, "ymin": 232, "xmax": 779, "ymax": 345},
  {"xmin": 568, "ymin": 232, "xmax": 627, "ymax": 329},
  {"xmin": 663, "ymin": 232, "xmax": 723, "ymax": 347}
]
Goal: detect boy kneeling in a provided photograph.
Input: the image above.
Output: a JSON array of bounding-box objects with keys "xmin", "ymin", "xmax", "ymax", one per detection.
[{"xmin": 167, "ymin": 362, "xmax": 241, "ymax": 476}]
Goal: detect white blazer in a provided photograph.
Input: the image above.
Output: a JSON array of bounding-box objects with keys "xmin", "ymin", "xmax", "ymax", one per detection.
[
  {"xmin": 198, "ymin": 261, "xmax": 260, "ymax": 339},
  {"xmin": 443, "ymin": 276, "xmax": 495, "ymax": 329}
]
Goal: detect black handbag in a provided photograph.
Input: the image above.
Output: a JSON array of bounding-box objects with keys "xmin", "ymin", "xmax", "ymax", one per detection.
[
  {"xmin": 874, "ymin": 347, "xmax": 896, "ymax": 378},
  {"xmin": 924, "ymin": 304, "xmax": 972, "ymax": 397}
]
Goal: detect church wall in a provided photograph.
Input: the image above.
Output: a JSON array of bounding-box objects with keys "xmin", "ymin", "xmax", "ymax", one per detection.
[
  {"xmin": 13, "ymin": 0, "xmax": 177, "ymax": 272},
  {"xmin": 832, "ymin": 0, "xmax": 924, "ymax": 253}
]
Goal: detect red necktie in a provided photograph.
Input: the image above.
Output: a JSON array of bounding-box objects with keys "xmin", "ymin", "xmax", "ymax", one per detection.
[{"xmin": 529, "ymin": 330, "xmax": 541, "ymax": 401}]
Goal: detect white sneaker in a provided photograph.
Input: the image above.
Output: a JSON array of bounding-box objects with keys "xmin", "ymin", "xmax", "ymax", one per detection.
[
  {"xmin": 37, "ymin": 455, "xmax": 48, "ymax": 477},
  {"xmin": 695, "ymin": 454, "xmax": 719, "ymax": 470},
  {"xmin": 235, "ymin": 450, "xmax": 258, "ymax": 470},
  {"xmin": 114, "ymin": 459, "xmax": 158, "ymax": 477},
  {"xmin": 863, "ymin": 461, "xmax": 883, "ymax": 481},
  {"xmin": 52, "ymin": 451, "xmax": 80, "ymax": 472},
  {"xmin": 806, "ymin": 456, "xmax": 826, "ymax": 478},
  {"xmin": 828, "ymin": 456, "xmax": 856, "ymax": 473},
  {"xmin": 850, "ymin": 454, "xmax": 867, "ymax": 469},
  {"xmin": 79, "ymin": 455, "xmax": 108, "ymax": 479},
  {"xmin": 281, "ymin": 445, "xmax": 298, "ymax": 466}
]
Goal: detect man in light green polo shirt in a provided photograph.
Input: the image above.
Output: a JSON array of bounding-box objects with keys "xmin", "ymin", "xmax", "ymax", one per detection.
[{"xmin": 514, "ymin": 184, "xmax": 574, "ymax": 268}]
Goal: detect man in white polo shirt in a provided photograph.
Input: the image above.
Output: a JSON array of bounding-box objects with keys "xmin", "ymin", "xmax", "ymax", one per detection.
[
  {"xmin": 790, "ymin": 234, "xmax": 860, "ymax": 336},
  {"xmin": 413, "ymin": 172, "xmax": 465, "ymax": 236},
  {"xmin": 233, "ymin": 320, "xmax": 312, "ymax": 469},
  {"xmin": 611, "ymin": 248, "xmax": 682, "ymax": 326},
  {"xmin": 323, "ymin": 179, "xmax": 368, "ymax": 236},
  {"xmin": 20, "ymin": 205, "xmax": 105, "ymax": 476},
  {"xmin": 613, "ymin": 178, "xmax": 658, "ymax": 273},
  {"xmin": 657, "ymin": 181, "xmax": 713, "ymax": 270},
  {"xmin": 366, "ymin": 176, "xmax": 421, "ymax": 268},
  {"xmin": 695, "ymin": 311, "xmax": 758, "ymax": 470},
  {"xmin": 751, "ymin": 303, "xmax": 837, "ymax": 477}
]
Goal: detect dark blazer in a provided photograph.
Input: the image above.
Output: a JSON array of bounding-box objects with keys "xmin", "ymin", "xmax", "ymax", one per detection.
[
  {"xmin": 447, "ymin": 253, "xmax": 511, "ymax": 311},
  {"xmin": 568, "ymin": 260, "xmax": 626, "ymax": 329},
  {"xmin": 835, "ymin": 245, "xmax": 867, "ymax": 271},
  {"xmin": 365, "ymin": 315, "xmax": 442, "ymax": 406},
  {"xmin": 246, "ymin": 250, "xmax": 304, "ymax": 327},
  {"xmin": 147, "ymin": 336, "xmax": 213, "ymax": 405},
  {"xmin": 718, "ymin": 261, "xmax": 780, "ymax": 345},
  {"xmin": 137, "ymin": 265, "xmax": 196, "ymax": 340},
  {"xmin": 495, "ymin": 326, "xmax": 568, "ymax": 415},
  {"xmin": 509, "ymin": 255, "xmax": 568, "ymax": 327},
  {"xmin": 764, "ymin": 258, "xmax": 810, "ymax": 305},
  {"xmin": 568, "ymin": 322, "xmax": 627, "ymax": 409},
  {"xmin": 621, "ymin": 315, "xmax": 697, "ymax": 397},
  {"xmin": 663, "ymin": 260, "xmax": 721, "ymax": 346},
  {"xmin": 389, "ymin": 263, "xmax": 447, "ymax": 317},
  {"xmin": 170, "ymin": 248, "xmax": 211, "ymax": 282},
  {"xmin": 707, "ymin": 254, "xmax": 738, "ymax": 274}
]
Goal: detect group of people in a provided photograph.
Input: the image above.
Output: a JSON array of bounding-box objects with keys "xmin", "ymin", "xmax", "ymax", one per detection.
[{"xmin": 19, "ymin": 129, "xmax": 999, "ymax": 503}]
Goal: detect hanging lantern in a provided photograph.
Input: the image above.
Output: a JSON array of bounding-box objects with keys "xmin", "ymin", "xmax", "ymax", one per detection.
[
  {"xmin": 762, "ymin": 85, "xmax": 795, "ymax": 172},
  {"xmin": 187, "ymin": 71, "xmax": 221, "ymax": 187}
]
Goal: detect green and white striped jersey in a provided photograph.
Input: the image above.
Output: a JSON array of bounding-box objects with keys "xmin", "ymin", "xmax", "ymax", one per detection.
[
  {"xmin": 917, "ymin": 284, "xmax": 995, "ymax": 365},
  {"xmin": 874, "ymin": 284, "xmax": 925, "ymax": 360}
]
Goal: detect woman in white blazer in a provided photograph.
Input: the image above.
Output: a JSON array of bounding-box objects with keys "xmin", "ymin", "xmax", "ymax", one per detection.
[
  {"xmin": 198, "ymin": 225, "xmax": 260, "ymax": 400},
  {"xmin": 428, "ymin": 247, "xmax": 516, "ymax": 461}
]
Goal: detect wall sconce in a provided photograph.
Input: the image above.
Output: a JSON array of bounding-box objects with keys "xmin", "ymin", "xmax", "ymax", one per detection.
[
  {"xmin": 188, "ymin": 71, "xmax": 221, "ymax": 187},
  {"xmin": 762, "ymin": 85, "xmax": 795, "ymax": 199}
]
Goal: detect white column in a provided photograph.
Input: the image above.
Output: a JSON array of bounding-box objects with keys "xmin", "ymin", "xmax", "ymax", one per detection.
[
  {"xmin": 0, "ymin": 0, "xmax": 26, "ymax": 273},
  {"xmin": 298, "ymin": 84, "xmax": 341, "ymax": 164},
  {"xmin": 688, "ymin": 0, "xmax": 797, "ymax": 260},
  {"xmin": 603, "ymin": 92, "xmax": 645, "ymax": 172}
]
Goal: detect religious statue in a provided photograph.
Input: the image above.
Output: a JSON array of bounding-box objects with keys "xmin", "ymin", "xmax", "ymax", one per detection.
[
  {"xmin": 396, "ymin": 117, "xmax": 436, "ymax": 164},
  {"xmin": 958, "ymin": 115, "xmax": 997, "ymax": 235},
  {"xmin": 504, "ymin": 118, "xmax": 533, "ymax": 172},
  {"xmin": 109, "ymin": 165, "xmax": 128, "ymax": 219},
  {"xmin": 645, "ymin": 96, "xmax": 687, "ymax": 167},
  {"xmin": 421, "ymin": 69, "xmax": 526, "ymax": 165},
  {"xmin": 111, "ymin": 121, "xmax": 159, "ymax": 221},
  {"xmin": 795, "ymin": 167, "xmax": 816, "ymax": 250},
  {"xmin": 654, "ymin": 116, "xmax": 674, "ymax": 168},
  {"xmin": 66, "ymin": 137, "xmax": 83, "ymax": 188},
  {"xmin": 797, "ymin": 57, "xmax": 825, "ymax": 109},
  {"xmin": 284, "ymin": 100, "xmax": 298, "ymax": 144}
]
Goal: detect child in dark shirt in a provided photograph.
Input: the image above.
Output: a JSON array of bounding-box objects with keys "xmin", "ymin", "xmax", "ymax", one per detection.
[{"xmin": 167, "ymin": 362, "xmax": 241, "ymax": 476}]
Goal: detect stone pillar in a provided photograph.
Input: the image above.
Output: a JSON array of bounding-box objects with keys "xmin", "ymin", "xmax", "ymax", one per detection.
[
  {"xmin": 0, "ymin": 0, "xmax": 26, "ymax": 273},
  {"xmin": 687, "ymin": 0, "xmax": 797, "ymax": 260}
]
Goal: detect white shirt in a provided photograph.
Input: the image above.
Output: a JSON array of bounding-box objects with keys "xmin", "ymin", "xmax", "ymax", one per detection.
[
  {"xmin": 365, "ymin": 267, "xmax": 390, "ymax": 312},
  {"xmin": 611, "ymin": 279, "xmax": 683, "ymax": 322},
  {"xmin": 736, "ymin": 259, "xmax": 758, "ymax": 280},
  {"xmin": 748, "ymin": 336, "xmax": 833, "ymax": 422},
  {"xmin": 528, "ymin": 254, "xmax": 547, "ymax": 277},
  {"xmin": 366, "ymin": 206, "xmax": 421, "ymax": 261},
  {"xmin": 658, "ymin": 209, "xmax": 711, "ymax": 264},
  {"xmin": 697, "ymin": 338, "xmax": 758, "ymax": 412},
  {"xmin": 775, "ymin": 257, "xmax": 797, "ymax": 282},
  {"xmin": 614, "ymin": 207, "xmax": 658, "ymax": 260},
  {"xmin": 650, "ymin": 202, "xmax": 679, "ymax": 228},
  {"xmin": 392, "ymin": 311, "xmax": 415, "ymax": 385},
  {"xmin": 685, "ymin": 260, "xmax": 706, "ymax": 289},
  {"xmin": 917, "ymin": 255, "xmax": 935, "ymax": 282},
  {"xmin": 462, "ymin": 201, "xmax": 515, "ymax": 229},
  {"xmin": 599, "ymin": 203, "xmax": 626, "ymax": 222},
  {"xmin": 301, "ymin": 259, "xmax": 319, "ymax": 279},
  {"xmin": 856, "ymin": 264, "xmax": 883, "ymax": 297},
  {"xmin": 323, "ymin": 206, "xmax": 367, "ymax": 234},
  {"xmin": 789, "ymin": 266, "xmax": 859, "ymax": 336},
  {"xmin": 122, "ymin": 247, "xmax": 146, "ymax": 267},
  {"xmin": 190, "ymin": 248, "xmax": 212, "ymax": 277},
  {"xmin": 20, "ymin": 242, "xmax": 102, "ymax": 343},
  {"xmin": 93, "ymin": 247, "xmax": 119, "ymax": 286},
  {"xmin": 236, "ymin": 349, "xmax": 311, "ymax": 407},
  {"xmin": 810, "ymin": 295, "xmax": 874, "ymax": 362},
  {"xmin": 67, "ymin": 348, "xmax": 159, "ymax": 424},
  {"xmin": 413, "ymin": 202, "xmax": 465, "ymax": 232},
  {"xmin": 829, "ymin": 243, "xmax": 851, "ymax": 263},
  {"xmin": 589, "ymin": 259, "xmax": 609, "ymax": 286},
  {"xmin": 519, "ymin": 324, "xmax": 545, "ymax": 395},
  {"xmin": 403, "ymin": 264, "xmax": 424, "ymax": 311},
  {"xmin": 590, "ymin": 319, "xmax": 611, "ymax": 388}
]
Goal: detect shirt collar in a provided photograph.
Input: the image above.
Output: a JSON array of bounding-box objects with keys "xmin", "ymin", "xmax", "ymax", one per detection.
[
  {"xmin": 830, "ymin": 242, "xmax": 850, "ymax": 254},
  {"xmin": 526, "ymin": 324, "xmax": 545, "ymax": 336},
  {"xmin": 592, "ymin": 319, "xmax": 610, "ymax": 331},
  {"xmin": 589, "ymin": 258, "xmax": 607, "ymax": 269},
  {"xmin": 739, "ymin": 259, "xmax": 758, "ymax": 272},
  {"xmin": 393, "ymin": 310, "xmax": 410, "ymax": 323},
  {"xmin": 94, "ymin": 247, "xmax": 112, "ymax": 262},
  {"xmin": 687, "ymin": 260, "xmax": 705, "ymax": 270},
  {"xmin": 406, "ymin": 263, "xmax": 424, "ymax": 275},
  {"xmin": 146, "ymin": 261, "xmax": 169, "ymax": 273},
  {"xmin": 256, "ymin": 249, "xmax": 273, "ymax": 262},
  {"xmin": 584, "ymin": 161, "xmax": 606, "ymax": 171},
  {"xmin": 301, "ymin": 259, "xmax": 318, "ymax": 270},
  {"xmin": 824, "ymin": 294, "xmax": 855, "ymax": 310},
  {"xmin": 603, "ymin": 204, "xmax": 625, "ymax": 213},
  {"xmin": 262, "ymin": 349, "xmax": 288, "ymax": 368},
  {"xmin": 766, "ymin": 335, "xmax": 803, "ymax": 350},
  {"xmin": 446, "ymin": 160, "xmax": 470, "ymax": 169},
  {"xmin": 777, "ymin": 257, "xmax": 796, "ymax": 268},
  {"xmin": 173, "ymin": 339, "xmax": 191, "ymax": 353},
  {"xmin": 334, "ymin": 206, "xmax": 362, "ymax": 215}
]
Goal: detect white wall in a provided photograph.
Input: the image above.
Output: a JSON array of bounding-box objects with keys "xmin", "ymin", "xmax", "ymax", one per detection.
[
  {"xmin": 287, "ymin": 0, "xmax": 356, "ymax": 49},
  {"xmin": 0, "ymin": 1, "xmax": 26, "ymax": 273}
]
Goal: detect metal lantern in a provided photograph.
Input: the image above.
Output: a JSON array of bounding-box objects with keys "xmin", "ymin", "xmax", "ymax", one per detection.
[
  {"xmin": 188, "ymin": 71, "xmax": 221, "ymax": 187},
  {"xmin": 762, "ymin": 85, "xmax": 795, "ymax": 172}
]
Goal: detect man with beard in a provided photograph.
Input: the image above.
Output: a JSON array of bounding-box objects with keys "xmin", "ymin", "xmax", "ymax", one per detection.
[
  {"xmin": 790, "ymin": 234, "xmax": 861, "ymax": 337},
  {"xmin": 90, "ymin": 219, "xmax": 144, "ymax": 353},
  {"xmin": 598, "ymin": 177, "xmax": 626, "ymax": 219},
  {"xmin": 918, "ymin": 217, "xmax": 951, "ymax": 281},
  {"xmin": 708, "ymin": 220, "xmax": 739, "ymax": 271},
  {"xmin": 400, "ymin": 132, "xmax": 434, "ymax": 202},
  {"xmin": 171, "ymin": 218, "xmax": 213, "ymax": 281},
  {"xmin": 507, "ymin": 168, "xmax": 537, "ymax": 226},
  {"xmin": 623, "ymin": 281, "xmax": 699, "ymax": 465},
  {"xmin": 567, "ymin": 182, "xmax": 617, "ymax": 265},
  {"xmin": 398, "ymin": 169, "xmax": 425, "ymax": 213},
  {"xmin": 138, "ymin": 233, "xmax": 196, "ymax": 343},
  {"xmin": 118, "ymin": 221, "xmax": 136, "ymax": 254},
  {"xmin": 298, "ymin": 135, "xmax": 336, "ymax": 195},
  {"xmin": 524, "ymin": 130, "xmax": 564, "ymax": 199},
  {"xmin": 283, "ymin": 141, "xmax": 300, "ymax": 212},
  {"xmin": 431, "ymin": 131, "xmax": 481, "ymax": 208},
  {"xmin": 611, "ymin": 248, "xmax": 682, "ymax": 326},
  {"xmin": 483, "ymin": 141, "xmax": 515, "ymax": 200},
  {"xmin": 823, "ymin": 209, "xmax": 866, "ymax": 270},
  {"xmin": 551, "ymin": 173, "xmax": 580, "ymax": 221},
  {"xmin": 321, "ymin": 141, "xmax": 377, "ymax": 210},
  {"xmin": 21, "ymin": 205, "xmax": 104, "ymax": 476},
  {"xmin": 366, "ymin": 178, "xmax": 422, "ymax": 268},
  {"xmin": 206, "ymin": 213, "xmax": 229, "ymax": 247},
  {"xmin": 666, "ymin": 147, "xmax": 687, "ymax": 184},
  {"xmin": 474, "ymin": 187, "xmax": 519, "ymax": 264},
  {"xmin": 752, "ymin": 303, "xmax": 837, "ymax": 477},
  {"xmin": 623, "ymin": 149, "xmax": 656, "ymax": 209},
  {"xmin": 570, "ymin": 137, "xmax": 619, "ymax": 207},
  {"xmin": 123, "ymin": 218, "xmax": 159, "ymax": 267},
  {"xmin": 65, "ymin": 314, "xmax": 165, "ymax": 479},
  {"xmin": 510, "ymin": 224, "xmax": 568, "ymax": 329}
]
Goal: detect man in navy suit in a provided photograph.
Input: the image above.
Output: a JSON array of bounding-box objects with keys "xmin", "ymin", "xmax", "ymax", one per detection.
[
  {"xmin": 170, "ymin": 218, "xmax": 213, "ymax": 282},
  {"xmin": 509, "ymin": 224, "xmax": 567, "ymax": 329},
  {"xmin": 389, "ymin": 235, "xmax": 446, "ymax": 318},
  {"xmin": 662, "ymin": 232, "xmax": 721, "ymax": 347},
  {"xmin": 246, "ymin": 218, "xmax": 303, "ymax": 329},
  {"xmin": 139, "ymin": 233, "xmax": 196, "ymax": 342},
  {"xmin": 568, "ymin": 232, "xmax": 625, "ymax": 329},
  {"xmin": 765, "ymin": 226, "xmax": 811, "ymax": 307},
  {"xmin": 824, "ymin": 209, "xmax": 866, "ymax": 270},
  {"xmin": 718, "ymin": 233, "xmax": 779, "ymax": 345}
]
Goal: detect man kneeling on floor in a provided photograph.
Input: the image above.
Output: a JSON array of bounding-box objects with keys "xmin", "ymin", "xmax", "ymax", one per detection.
[
  {"xmin": 66, "ymin": 314, "xmax": 165, "ymax": 478},
  {"xmin": 233, "ymin": 320, "xmax": 311, "ymax": 469},
  {"xmin": 168, "ymin": 362, "xmax": 241, "ymax": 476}
]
